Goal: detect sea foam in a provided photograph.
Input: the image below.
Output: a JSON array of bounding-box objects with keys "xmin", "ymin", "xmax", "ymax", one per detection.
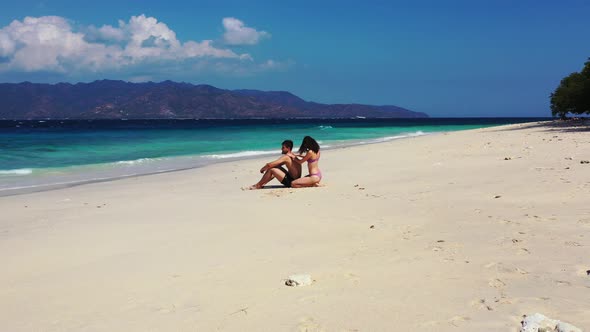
[
  {"xmin": 205, "ymin": 150, "xmax": 276, "ymax": 159},
  {"xmin": 0, "ymin": 169, "xmax": 33, "ymax": 176},
  {"xmin": 114, "ymin": 158, "xmax": 161, "ymax": 165},
  {"xmin": 373, "ymin": 130, "xmax": 427, "ymax": 142},
  {"xmin": 345, "ymin": 131, "xmax": 429, "ymax": 145}
]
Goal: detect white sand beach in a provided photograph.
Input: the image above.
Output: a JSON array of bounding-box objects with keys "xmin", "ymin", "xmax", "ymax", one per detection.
[{"xmin": 0, "ymin": 121, "xmax": 588, "ymax": 331}]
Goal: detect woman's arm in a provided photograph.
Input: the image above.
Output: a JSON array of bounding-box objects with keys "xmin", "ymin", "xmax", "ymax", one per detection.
[
  {"xmin": 287, "ymin": 152, "xmax": 303, "ymax": 164},
  {"xmin": 290, "ymin": 152, "xmax": 314, "ymax": 165}
]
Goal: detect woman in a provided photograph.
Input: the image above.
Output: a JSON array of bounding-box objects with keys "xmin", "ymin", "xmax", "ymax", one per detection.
[{"xmin": 288, "ymin": 136, "xmax": 322, "ymax": 188}]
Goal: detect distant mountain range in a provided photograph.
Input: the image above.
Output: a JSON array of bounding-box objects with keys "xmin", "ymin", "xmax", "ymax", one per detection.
[{"xmin": 0, "ymin": 80, "xmax": 428, "ymax": 119}]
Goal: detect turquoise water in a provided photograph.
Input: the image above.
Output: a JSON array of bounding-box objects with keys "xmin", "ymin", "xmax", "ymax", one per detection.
[{"xmin": 0, "ymin": 118, "xmax": 546, "ymax": 194}]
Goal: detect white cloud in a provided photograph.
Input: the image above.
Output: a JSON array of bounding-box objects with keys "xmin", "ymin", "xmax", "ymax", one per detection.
[
  {"xmin": 182, "ymin": 40, "xmax": 241, "ymax": 59},
  {"xmin": 259, "ymin": 59, "xmax": 294, "ymax": 72},
  {"xmin": 222, "ymin": 17, "xmax": 270, "ymax": 45},
  {"xmin": 86, "ymin": 23, "xmax": 127, "ymax": 43},
  {"xmin": 0, "ymin": 14, "xmax": 264, "ymax": 74},
  {"xmin": 0, "ymin": 30, "xmax": 16, "ymax": 56},
  {"xmin": 0, "ymin": 16, "xmax": 118, "ymax": 72}
]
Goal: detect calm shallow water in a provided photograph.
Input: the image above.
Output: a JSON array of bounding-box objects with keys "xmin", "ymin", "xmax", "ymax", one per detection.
[{"xmin": 0, "ymin": 118, "xmax": 548, "ymax": 195}]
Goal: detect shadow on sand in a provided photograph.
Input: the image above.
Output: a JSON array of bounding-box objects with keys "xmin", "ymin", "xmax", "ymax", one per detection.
[{"xmin": 488, "ymin": 118, "xmax": 590, "ymax": 133}]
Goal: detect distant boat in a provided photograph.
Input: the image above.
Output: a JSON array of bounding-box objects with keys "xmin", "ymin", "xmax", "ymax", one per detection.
[{"xmin": 355, "ymin": 116, "xmax": 366, "ymax": 119}]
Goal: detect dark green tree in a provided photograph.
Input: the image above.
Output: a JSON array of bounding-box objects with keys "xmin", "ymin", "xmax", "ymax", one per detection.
[{"xmin": 550, "ymin": 58, "xmax": 590, "ymax": 119}]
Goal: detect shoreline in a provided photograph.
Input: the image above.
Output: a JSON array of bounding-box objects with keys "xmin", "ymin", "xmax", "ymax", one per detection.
[
  {"xmin": 0, "ymin": 128, "xmax": 437, "ymax": 197},
  {"xmin": 1, "ymin": 119, "xmax": 588, "ymax": 331},
  {"xmin": 0, "ymin": 119, "xmax": 553, "ymax": 197}
]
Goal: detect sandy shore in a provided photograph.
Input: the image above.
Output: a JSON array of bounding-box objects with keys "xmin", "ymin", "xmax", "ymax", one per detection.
[{"xmin": 0, "ymin": 121, "xmax": 588, "ymax": 331}]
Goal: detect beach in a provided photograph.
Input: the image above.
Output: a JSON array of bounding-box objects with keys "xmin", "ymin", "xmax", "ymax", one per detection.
[{"xmin": 0, "ymin": 120, "xmax": 588, "ymax": 331}]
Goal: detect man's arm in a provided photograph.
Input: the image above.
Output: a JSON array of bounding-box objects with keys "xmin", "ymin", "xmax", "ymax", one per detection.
[{"xmin": 260, "ymin": 156, "xmax": 288, "ymax": 173}]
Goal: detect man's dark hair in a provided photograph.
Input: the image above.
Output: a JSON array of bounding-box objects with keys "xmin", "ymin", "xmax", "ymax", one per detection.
[{"xmin": 282, "ymin": 140, "xmax": 293, "ymax": 150}]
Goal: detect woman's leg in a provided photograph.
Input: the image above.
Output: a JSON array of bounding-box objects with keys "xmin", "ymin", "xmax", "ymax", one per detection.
[{"xmin": 291, "ymin": 176, "xmax": 320, "ymax": 188}]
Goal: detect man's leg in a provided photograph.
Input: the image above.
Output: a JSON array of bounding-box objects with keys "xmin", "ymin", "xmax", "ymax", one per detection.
[
  {"xmin": 252, "ymin": 169, "xmax": 275, "ymax": 189},
  {"xmin": 270, "ymin": 167, "xmax": 294, "ymax": 187}
]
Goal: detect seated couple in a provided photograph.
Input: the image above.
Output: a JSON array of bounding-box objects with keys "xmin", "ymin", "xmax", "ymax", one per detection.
[{"xmin": 248, "ymin": 136, "xmax": 322, "ymax": 190}]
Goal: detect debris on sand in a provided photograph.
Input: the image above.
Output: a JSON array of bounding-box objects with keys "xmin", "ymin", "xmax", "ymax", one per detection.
[
  {"xmin": 520, "ymin": 313, "xmax": 582, "ymax": 332},
  {"xmin": 285, "ymin": 274, "xmax": 312, "ymax": 287}
]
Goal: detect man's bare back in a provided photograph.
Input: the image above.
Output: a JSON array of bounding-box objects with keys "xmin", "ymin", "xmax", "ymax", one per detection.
[{"xmin": 280, "ymin": 154, "xmax": 302, "ymax": 179}]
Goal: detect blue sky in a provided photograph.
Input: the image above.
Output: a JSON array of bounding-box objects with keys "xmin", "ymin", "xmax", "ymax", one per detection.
[{"xmin": 0, "ymin": 0, "xmax": 589, "ymax": 117}]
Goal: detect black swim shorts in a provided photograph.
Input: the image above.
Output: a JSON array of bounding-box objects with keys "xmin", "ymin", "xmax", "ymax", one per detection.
[{"xmin": 275, "ymin": 166, "xmax": 294, "ymax": 187}]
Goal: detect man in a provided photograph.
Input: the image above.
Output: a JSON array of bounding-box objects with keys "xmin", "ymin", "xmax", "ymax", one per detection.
[{"xmin": 247, "ymin": 140, "xmax": 302, "ymax": 190}]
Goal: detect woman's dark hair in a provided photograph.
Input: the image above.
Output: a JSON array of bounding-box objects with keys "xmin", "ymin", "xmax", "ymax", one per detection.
[{"xmin": 298, "ymin": 136, "xmax": 320, "ymax": 154}]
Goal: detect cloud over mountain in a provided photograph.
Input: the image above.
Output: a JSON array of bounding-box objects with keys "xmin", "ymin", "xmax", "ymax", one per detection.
[
  {"xmin": 0, "ymin": 15, "xmax": 275, "ymax": 77},
  {"xmin": 222, "ymin": 17, "xmax": 270, "ymax": 45}
]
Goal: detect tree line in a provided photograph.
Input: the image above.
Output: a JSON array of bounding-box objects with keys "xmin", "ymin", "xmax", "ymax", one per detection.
[{"xmin": 550, "ymin": 58, "xmax": 590, "ymax": 119}]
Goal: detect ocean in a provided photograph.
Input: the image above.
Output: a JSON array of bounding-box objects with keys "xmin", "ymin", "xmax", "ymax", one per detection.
[{"xmin": 0, "ymin": 118, "xmax": 547, "ymax": 195}]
